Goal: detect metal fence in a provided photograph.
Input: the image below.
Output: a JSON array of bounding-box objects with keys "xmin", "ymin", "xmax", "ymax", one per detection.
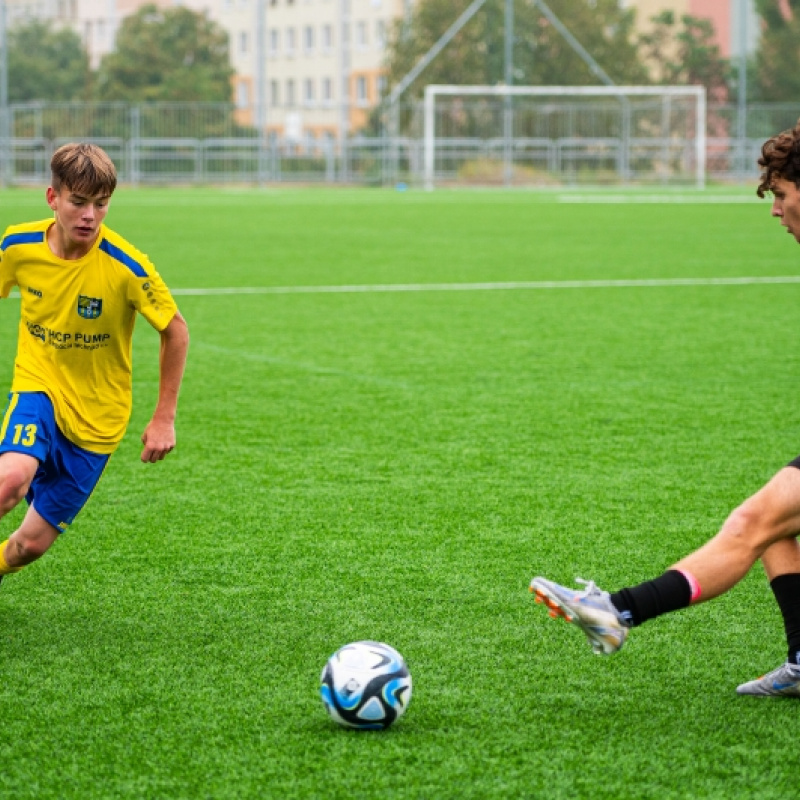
[{"xmin": 0, "ymin": 100, "xmax": 798, "ymax": 187}]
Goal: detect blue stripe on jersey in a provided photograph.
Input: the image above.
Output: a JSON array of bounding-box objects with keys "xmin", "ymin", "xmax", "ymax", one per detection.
[
  {"xmin": 99, "ymin": 238, "xmax": 148, "ymax": 278},
  {"xmin": 1, "ymin": 232, "xmax": 45, "ymax": 251}
]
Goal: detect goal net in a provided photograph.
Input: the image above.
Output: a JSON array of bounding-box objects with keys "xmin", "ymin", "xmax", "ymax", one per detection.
[{"xmin": 422, "ymin": 85, "xmax": 707, "ymax": 189}]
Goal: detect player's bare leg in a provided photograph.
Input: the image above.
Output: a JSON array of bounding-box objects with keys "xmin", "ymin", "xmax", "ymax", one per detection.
[
  {"xmin": 4, "ymin": 505, "xmax": 59, "ymax": 568},
  {"xmin": 531, "ymin": 468, "xmax": 800, "ymax": 666},
  {"xmin": 671, "ymin": 467, "xmax": 800, "ymax": 601},
  {"xmin": 0, "ymin": 451, "xmax": 38, "ymax": 518},
  {"xmin": 0, "ymin": 452, "xmax": 42, "ymax": 583}
]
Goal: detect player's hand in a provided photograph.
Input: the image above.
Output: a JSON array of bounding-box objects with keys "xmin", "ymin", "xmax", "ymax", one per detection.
[{"xmin": 140, "ymin": 418, "xmax": 176, "ymax": 463}]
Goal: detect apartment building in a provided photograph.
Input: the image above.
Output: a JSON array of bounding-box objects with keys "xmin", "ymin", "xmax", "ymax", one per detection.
[{"xmin": 262, "ymin": 0, "xmax": 408, "ymax": 139}]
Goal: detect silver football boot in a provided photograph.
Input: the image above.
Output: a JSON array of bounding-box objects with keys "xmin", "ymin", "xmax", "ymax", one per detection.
[
  {"xmin": 530, "ymin": 576, "xmax": 629, "ymax": 655},
  {"xmin": 736, "ymin": 662, "xmax": 800, "ymax": 697}
]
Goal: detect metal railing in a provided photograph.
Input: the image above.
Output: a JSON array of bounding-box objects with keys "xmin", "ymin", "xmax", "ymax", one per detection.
[{"xmin": 0, "ymin": 99, "xmax": 797, "ymax": 187}]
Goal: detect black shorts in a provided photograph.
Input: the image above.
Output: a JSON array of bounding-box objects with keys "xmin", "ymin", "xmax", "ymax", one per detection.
[{"xmin": 789, "ymin": 455, "xmax": 800, "ymax": 470}]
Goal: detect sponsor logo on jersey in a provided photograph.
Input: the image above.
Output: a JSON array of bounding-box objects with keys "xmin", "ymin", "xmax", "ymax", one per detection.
[
  {"xmin": 77, "ymin": 295, "xmax": 103, "ymax": 319},
  {"xmin": 26, "ymin": 321, "xmax": 46, "ymax": 342},
  {"xmin": 25, "ymin": 320, "xmax": 111, "ymax": 350}
]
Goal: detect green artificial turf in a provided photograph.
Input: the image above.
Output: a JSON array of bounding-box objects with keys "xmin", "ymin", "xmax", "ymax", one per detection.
[{"xmin": 0, "ymin": 186, "xmax": 798, "ymax": 798}]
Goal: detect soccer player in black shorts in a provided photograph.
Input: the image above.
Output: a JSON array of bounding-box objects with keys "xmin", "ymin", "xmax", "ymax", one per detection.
[{"xmin": 531, "ymin": 119, "xmax": 800, "ymax": 697}]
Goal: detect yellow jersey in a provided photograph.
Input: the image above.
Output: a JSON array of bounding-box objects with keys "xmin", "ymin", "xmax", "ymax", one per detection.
[{"xmin": 0, "ymin": 219, "xmax": 178, "ymax": 454}]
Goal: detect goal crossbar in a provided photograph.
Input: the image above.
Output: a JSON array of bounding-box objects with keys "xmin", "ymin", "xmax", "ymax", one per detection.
[{"xmin": 423, "ymin": 84, "xmax": 707, "ymax": 189}]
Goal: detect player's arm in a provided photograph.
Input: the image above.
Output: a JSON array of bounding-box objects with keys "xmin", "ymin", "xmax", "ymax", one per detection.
[{"xmin": 140, "ymin": 310, "xmax": 189, "ymax": 464}]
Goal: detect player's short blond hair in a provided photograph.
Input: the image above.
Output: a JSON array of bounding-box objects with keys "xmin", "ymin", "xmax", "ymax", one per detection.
[
  {"xmin": 50, "ymin": 143, "xmax": 118, "ymax": 197},
  {"xmin": 757, "ymin": 119, "xmax": 800, "ymax": 198}
]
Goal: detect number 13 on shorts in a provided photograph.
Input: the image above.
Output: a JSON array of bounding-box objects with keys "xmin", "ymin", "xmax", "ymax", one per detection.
[
  {"xmin": 0, "ymin": 393, "xmax": 43, "ymax": 453},
  {"xmin": 12, "ymin": 424, "xmax": 37, "ymax": 447}
]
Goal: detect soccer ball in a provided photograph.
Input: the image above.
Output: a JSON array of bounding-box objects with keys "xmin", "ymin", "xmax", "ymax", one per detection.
[{"xmin": 320, "ymin": 640, "xmax": 412, "ymax": 730}]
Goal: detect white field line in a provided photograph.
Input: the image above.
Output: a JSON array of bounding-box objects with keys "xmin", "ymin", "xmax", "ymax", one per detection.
[
  {"xmin": 171, "ymin": 276, "xmax": 800, "ymax": 297},
  {"xmin": 5, "ymin": 276, "xmax": 798, "ymax": 301},
  {"xmin": 557, "ymin": 194, "xmax": 761, "ymax": 204}
]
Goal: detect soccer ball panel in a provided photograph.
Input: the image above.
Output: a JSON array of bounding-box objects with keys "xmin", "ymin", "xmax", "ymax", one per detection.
[{"xmin": 320, "ymin": 640, "xmax": 412, "ymax": 730}]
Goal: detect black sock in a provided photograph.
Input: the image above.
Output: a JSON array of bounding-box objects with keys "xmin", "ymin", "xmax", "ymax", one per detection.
[
  {"xmin": 769, "ymin": 573, "xmax": 800, "ymax": 666},
  {"xmin": 610, "ymin": 570, "xmax": 693, "ymax": 628}
]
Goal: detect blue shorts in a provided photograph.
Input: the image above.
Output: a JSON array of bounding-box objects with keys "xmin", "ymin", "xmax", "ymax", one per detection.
[{"xmin": 0, "ymin": 392, "xmax": 110, "ymax": 533}]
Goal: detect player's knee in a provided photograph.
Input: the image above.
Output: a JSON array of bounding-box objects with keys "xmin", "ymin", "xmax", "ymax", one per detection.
[
  {"xmin": 0, "ymin": 467, "xmax": 31, "ymax": 513},
  {"xmin": 721, "ymin": 500, "xmax": 776, "ymax": 555},
  {"xmin": 11, "ymin": 534, "xmax": 51, "ymax": 564}
]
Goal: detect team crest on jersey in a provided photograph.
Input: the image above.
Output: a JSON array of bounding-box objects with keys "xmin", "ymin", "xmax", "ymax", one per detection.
[{"xmin": 77, "ymin": 295, "xmax": 103, "ymax": 319}]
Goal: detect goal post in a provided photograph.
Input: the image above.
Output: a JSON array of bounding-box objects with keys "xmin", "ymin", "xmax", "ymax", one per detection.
[{"xmin": 423, "ymin": 85, "xmax": 707, "ymax": 190}]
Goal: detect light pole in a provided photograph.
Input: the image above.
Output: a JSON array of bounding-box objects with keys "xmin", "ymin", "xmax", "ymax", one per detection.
[
  {"xmin": 0, "ymin": 0, "xmax": 9, "ymax": 188},
  {"xmin": 736, "ymin": 0, "xmax": 748, "ymax": 178},
  {"xmin": 339, "ymin": 0, "xmax": 350, "ymax": 183},
  {"xmin": 503, "ymin": 0, "xmax": 513, "ymax": 187},
  {"xmin": 255, "ymin": 0, "xmax": 268, "ymax": 184}
]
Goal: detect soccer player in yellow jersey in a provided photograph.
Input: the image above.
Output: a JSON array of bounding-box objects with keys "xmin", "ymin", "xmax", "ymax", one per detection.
[{"xmin": 0, "ymin": 142, "xmax": 189, "ymax": 583}]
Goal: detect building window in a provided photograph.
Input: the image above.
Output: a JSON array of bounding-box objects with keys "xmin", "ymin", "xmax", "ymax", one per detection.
[
  {"xmin": 286, "ymin": 79, "xmax": 296, "ymax": 107},
  {"xmin": 376, "ymin": 75, "xmax": 386, "ymax": 99},
  {"xmin": 355, "ymin": 20, "xmax": 367, "ymax": 49},
  {"xmin": 236, "ymin": 81, "xmax": 250, "ymax": 110},
  {"xmin": 322, "ymin": 23, "xmax": 333, "ymax": 51},
  {"xmin": 322, "ymin": 77, "xmax": 333, "ymax": 104},
  {"xmin": 269, "ymin": 28, "xmax": 280, "ymax": 56},
  {"xmin": 304, "ymin": 25, "xmax": 314, "ymax": 53},
  {"xmin": 304, "ymin": 78, "xmax": 315, "ymax": 106},
  {"xmin": 356, "ymin": 75, "xmax": 368, "ymax": 106},
  {"xmin": 270, "ymin": 79, "xmax": 280, "ymax": 107},
  {"xmin": 286, "ymin": 27, "xmax": 296, "ymax": 56},
  {"xmin": 376, "ymin": 19, "xmax": 386, "ymax": 49},
  {"xmin": 240, "ymin": 31, "xmax": 249, "ymax": 54}
]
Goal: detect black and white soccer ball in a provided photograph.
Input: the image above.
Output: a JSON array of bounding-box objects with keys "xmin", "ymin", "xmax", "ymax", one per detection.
[{"xmin": 320, "ymin": 640, "xmax": 412, "ymax": 730}]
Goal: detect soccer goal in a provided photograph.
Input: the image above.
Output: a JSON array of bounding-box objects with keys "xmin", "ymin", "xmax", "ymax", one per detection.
[{"xmin": 422, "ymin": 85, "xmax": 707, "ymax": 190}]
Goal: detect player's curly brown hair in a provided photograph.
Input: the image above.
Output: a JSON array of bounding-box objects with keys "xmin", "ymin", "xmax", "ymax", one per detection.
[
  {"xmin": 50, "ymin": 142, "xmax": 117, "ymax": 198},
  {"xmin": 757, "ymin": 119, "xmax": 800, "ymax": 198}
]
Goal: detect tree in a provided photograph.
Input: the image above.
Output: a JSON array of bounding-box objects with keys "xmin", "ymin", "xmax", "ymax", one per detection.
[
  {"xmin": 637, "ymin": 11, "xmax": 732, "ymax": 100},
  {"xmin": 752, "ymin": 0, "xmax": 800, "ymax": 102},
  {"xmin": 94, "ymin": 4, "xmax": 234, "ymax": 102},
  {"xmin": 7, "ymin": 20, "xmax": 90, "ymax": 101},
  {"xmin": 383, "ymin": 0, "xmax": 648, "ymax": 101}
]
